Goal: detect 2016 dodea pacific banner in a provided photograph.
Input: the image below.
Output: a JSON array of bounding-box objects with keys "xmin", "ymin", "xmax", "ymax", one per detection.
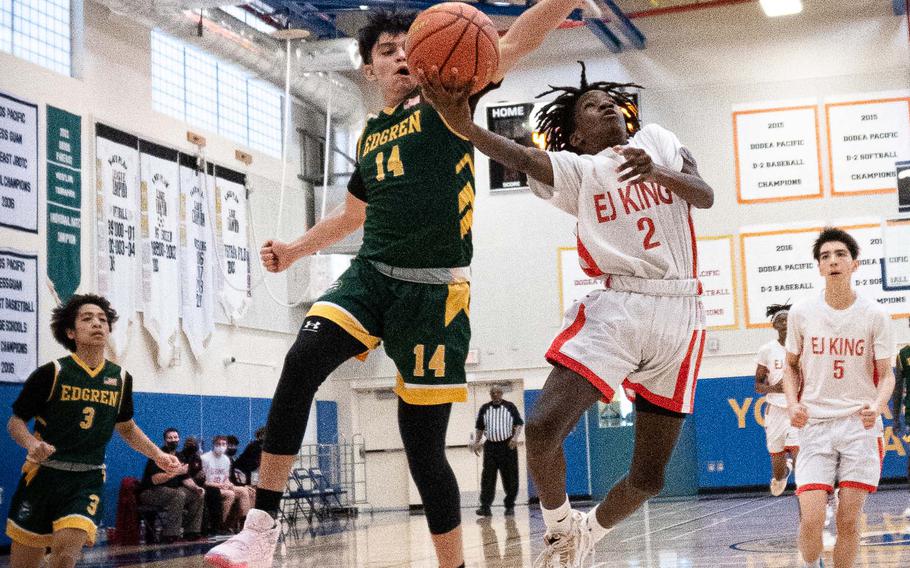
[
  {"xmin": 139, "ymin": 141, "xmax": 181, "ymax": 366},
  {"xmin": 179, "ymin": 155, "xmax": 216, "ymax": 359},
  {"xmin": 46, "ymin": 106, "xmax": 82, "ymax": 303},
  {"xmin": 214, "ymin": 166, "xmax": 250, "ymax": 323},
  {"xmin": 95, "ymin": 124, "xmax": 141, "ymax": 356},
  {"xmin": 0, "ymin": 250, "xmax": 38, "ymax": 383}
]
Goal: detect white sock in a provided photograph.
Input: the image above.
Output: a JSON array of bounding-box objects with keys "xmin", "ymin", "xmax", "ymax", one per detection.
[
  {"xmin": 584, "ymin": 504, "xmax": 612, "ymax": 544},
  {"xmin": 541, "ymin": 496, "xmax": 572, "ymax": 533},
  {"xmin": 801, "ymin": 555, "xmax": 821, "ymax": 567}
]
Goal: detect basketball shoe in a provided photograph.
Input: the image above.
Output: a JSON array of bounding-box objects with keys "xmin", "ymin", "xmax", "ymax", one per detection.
[
  {"xmin": 204, "ymin": 508, "xmax": 280, "ymax": 568},
  {"xmin": 533, "ymin": 510, "xmax": 594, "ymax": 568}
]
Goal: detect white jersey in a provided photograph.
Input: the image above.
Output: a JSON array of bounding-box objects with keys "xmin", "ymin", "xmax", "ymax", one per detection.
[
  {"xmin": 785, "ymin": 292, "xmax": 894, "ymax": 419},
  {"xmin": 200, "ymin": 451, "xmax": 232, "ymax": 485},
  {"xmin": 756, "ymin": 340, "xmax": 787, "ymax": 407},
  {"xmin": 528, "ymin": 124, "xmax": 700, "ymax": 296}
]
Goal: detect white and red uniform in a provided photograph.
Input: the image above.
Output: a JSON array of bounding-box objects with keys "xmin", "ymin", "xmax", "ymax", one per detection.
[
  {"xmin": 786, "ymin": 292, "xmax": 893, "ymax": 494},
  {"xmin": 756, "ymin": 340, "xmax": 799, "ymax": 454},
  {"xmin": 529, "ymin": 124, "xmax": 706, "ymax": 413}
]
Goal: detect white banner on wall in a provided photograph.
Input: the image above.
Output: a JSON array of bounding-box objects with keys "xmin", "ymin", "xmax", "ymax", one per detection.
[
  {"xmin": 733, "ymin": 101, "xmax": 823, "ymax": 203},
  {"xmin": 696, "ymin": 236, "xmax": 738, "ymax": 329},
  {"xmin": 179, "ymin": 157, "xmax": 215, "ymax": 359},
  {"xmin": 215, "ymin": 167, "xmax": 251, "ymax": 323},
  {"xmin": 0, "ymin": 250, "xmax": 37, "ymax": 383},
  {"xmin": 825, "ymin": 93, "xmax": 910, "ymax": 196},
  {"xmin": 95, "ymin": 124, "xmax": 141, "ymax": 355},
  {"xmin": 557, "ymin": 247, "xmax": 601, "ymax": 316},
  {"xmin": 740, "ymin": 223, "xmax": 910, "ymax": 327},
  {"xmin": 139, "ymin": 142, "xmax": 181, "ymax": 367},
  {"xmin": 0, "ymin": 92, "xmax": 38, "ymax": 232}
]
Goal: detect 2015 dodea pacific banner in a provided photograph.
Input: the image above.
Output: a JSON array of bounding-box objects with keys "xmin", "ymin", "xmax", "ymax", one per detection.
[{"xmin": 95, "ymin": 124, "xmax": 141, "ymax": 356}]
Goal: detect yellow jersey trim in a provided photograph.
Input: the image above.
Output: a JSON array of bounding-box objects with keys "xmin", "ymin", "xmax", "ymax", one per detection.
[
  {"xmin": 6, "ymin": 520, "xmax": 53, "ymax": 548},
  {"xmin": 22, "ymin": 462, "xmax": 39, "ymax": 485},
  {"xmin": 48, "ymin": 360, "xmax": 61, "ymax": 402},
  {"xmin": 70, "ymin": 354, "xmax": 106, "ymax": 378},
  {"xmin": 437, "ymin": 113, "xmax": 469, "ymax": 141},
  {"xmin": 394, "ymin": 375, "xmax": 467, "ymax": 405},
  {"xmin": 53, "ymin": 515, "xmax": 98, "ymax": 546},
  {"xmin": 306, "ymin": 302, "xmax": 381, "ymax": 351},
  {"xmin": 444, "ymin": 282, "xmax": 470, "ymax": 326}
]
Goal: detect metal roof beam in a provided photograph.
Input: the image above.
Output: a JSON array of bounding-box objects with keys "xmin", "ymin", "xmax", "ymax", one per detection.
[
  {"xmin": 602, "ymin": 0, "xmax": 645, "ymax": 49},
  {"xmin": 584, "ymin": 18, "xmax": 622, "ymax": 53}
]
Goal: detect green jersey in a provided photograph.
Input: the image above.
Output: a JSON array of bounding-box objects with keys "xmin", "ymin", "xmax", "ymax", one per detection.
[
  {"xmin": 348, "ymin": 89, "xmax": 481, "ymax": 269},
  {"xmin": 899, "ymin": 345, "xmax": 910, "ymax": 415},
  {"xmin": 12, "ymin": 356, "xmax": 134, "ymax": 466}
]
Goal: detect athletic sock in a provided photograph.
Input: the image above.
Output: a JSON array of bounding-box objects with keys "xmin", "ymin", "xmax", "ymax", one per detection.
[
  {"xmin": 584, "ymin": 504, "xmax": 612, "ymax": 544},
  {"xmin": 255, "ymin": 487, "xmax": 284, "ymax": 519},
  {"xmin": 801, "ymin": 555, "xmax": 822, "ymax": 567},
  {"xmin": 541, "ymin": 496, "xmax": 572, "ymax": 534}
]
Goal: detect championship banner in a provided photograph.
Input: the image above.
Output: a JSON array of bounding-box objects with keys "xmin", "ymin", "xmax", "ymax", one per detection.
[
  {"xmin": 0, "ymin": 92, "xmax": 38, "ymax": 232},
  {"xmin": 557, "ymin": 247, "xmax": 601, "ymax": 316},
  {"xmin": 214, "ymin": 166, "xmax": 251, "ymax": 322},
  {"xmin": 0, "ymin": 250, "xmax": 38, "ymax": 383},
  {"xmin": 139, "ymin": 141, "xmax": 181, "ymax": 366},
  {"xmin": 696, "ymin": 236, "xmax": 738, "ymax": 329},
  {"xmin": 732, "ymin": 100, "xmax": 823, "ymax": 203},
  {"xmin": 179, "ymin": 155, "xmax": 215, "ymax": 359},
  {"xmin": 46, "ymin": 106, "xmax": 82, "ymax": 302},
  {"xmin": 825, "ymin": 93, "xmax": 910, "ymax": 196},
  {"xmin": 95, "ymin": 124, "xmax": 140, "ymax": 355}
]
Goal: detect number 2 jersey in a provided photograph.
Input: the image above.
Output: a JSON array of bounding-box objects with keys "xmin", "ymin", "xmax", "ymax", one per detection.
[
  {"xmin": 785, "ymin": 292, "xmax": 893, "ymax": 420},
  {"xmin": 12, "ymin": 355, "xmax": 134, "ymax": 466},
  {"xmin": 528, "ymin": 124, "xmax": 701, "ymax": 296}
]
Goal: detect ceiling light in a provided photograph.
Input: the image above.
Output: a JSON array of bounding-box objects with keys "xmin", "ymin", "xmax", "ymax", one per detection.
[{"xmin": 759, "ymin": 0, "xmax": 803, "ymax": 17}]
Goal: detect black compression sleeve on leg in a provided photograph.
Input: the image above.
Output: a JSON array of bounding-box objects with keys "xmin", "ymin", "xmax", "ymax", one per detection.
[
  {"xmin": 634, "ymin": 394, "xmax": 686, "ymax": 419},
  {"xmin": 262, "ymin": 316, "xmax": 367, "ymax": 456},
  {"xmin": 398, "ymin": 398, "xmax": 461, "ymax": 535}
]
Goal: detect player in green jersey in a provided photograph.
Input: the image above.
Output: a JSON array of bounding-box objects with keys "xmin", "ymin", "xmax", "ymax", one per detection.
[
  {"xmin": 892, "ymin": 343, "xmax": 910, "ymax": 517},
  {"xmin": 205, "ymin": 3, "xmax": 586, "ymax": 568},
  {"xmin": 6, "ymin": 294, "xmax": 181, "ymax": 568}
]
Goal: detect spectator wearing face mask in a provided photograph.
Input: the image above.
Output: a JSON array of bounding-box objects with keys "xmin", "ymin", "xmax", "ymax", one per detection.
[
  {"xmin": 201, "ymin": 435, "xmax": 254, "ymax": 532},
  {"xmin": 139, "ymin": 428, "xmax": 204, "ymax": 542}
]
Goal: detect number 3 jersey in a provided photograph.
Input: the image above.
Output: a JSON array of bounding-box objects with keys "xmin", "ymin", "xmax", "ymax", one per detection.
[
  {"xmin": 12, "ymin": 356, "xmax": 134, "ymax": 466},
  {"xmin": 528, "ymin": 124, "xmax": 701, "ymax": 296},
  {"xmin": 785, "ymin": 293, "xmax": 893, "ymax": 420}
]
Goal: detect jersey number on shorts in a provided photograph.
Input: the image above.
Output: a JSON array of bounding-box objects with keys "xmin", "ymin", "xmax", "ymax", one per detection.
[
  {"xmin": 413, "ymin": 344, "xmax": 446, "ymax": 378},
  {"xmin": 636, "ymin": 217, "xmax": 661, "ymax": 250},
  {"xmin": 80, "ymin": 406, "xmax": 95, "ymax": 429},
  {"xmin": 375, "ymin": 145, "xmax": 405, "ymax": 182},
  {"xmin": 86, "ymin": 494, "xmax": 100, "ymax": 515}
]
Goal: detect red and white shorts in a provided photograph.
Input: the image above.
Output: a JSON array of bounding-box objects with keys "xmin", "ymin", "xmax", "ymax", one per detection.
[
  {"xmin": 795, "ymin": 414, "xmax": 884, "ymax": 495},
  {"xmin": 546, "ymin": 288, "xmax": 706, "ymax": 414},
  {"xmin": 764, "ymin": 404, "xmax": 800, "ymax": 454}
]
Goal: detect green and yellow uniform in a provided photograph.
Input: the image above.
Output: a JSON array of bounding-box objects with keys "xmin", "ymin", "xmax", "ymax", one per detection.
[
  {"xmin": 899, "ymin": 345, "xmax": 910, "ymax": 418},
  {"xmin": 6, "ymin": 355, "xmax": 134, "ymax": 547},
  {"xmin": 312, "ymin": 87, "xmax": 492, "ymax": 405}
]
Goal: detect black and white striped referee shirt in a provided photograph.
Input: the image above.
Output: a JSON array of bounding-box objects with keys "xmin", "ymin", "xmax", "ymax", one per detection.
[{"xmin": 475, "ymin": 401, "xmax": 524, "ymax": 442}]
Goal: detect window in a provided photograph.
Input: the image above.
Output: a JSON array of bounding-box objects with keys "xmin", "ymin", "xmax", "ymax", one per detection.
[
  {"xmin": 151, "ymin": 29, "xmax": 284, "ymax": 158},
  {"xmin": 1, "ymin": 0, "xmax": 72, "ymax": 76},
  {"xmin": 219, "ymin": 4, "xmax": 277, "ymax": 34}
]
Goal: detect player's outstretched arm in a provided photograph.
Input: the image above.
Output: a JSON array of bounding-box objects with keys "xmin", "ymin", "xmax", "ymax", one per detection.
[
  {"xmin": 419, "ymin": 67, "xmax": 554, "ymax": 186},
  {"xmin": 493, "ymin": 0, "xmax": 584, "ymax": 83},
  {"xmin": 116, "ymin": 420, "xmax": 182, "ymax": 472},
  {"xmin": 260, "ymin": 193, "xmax": 367, "ymax": 273}
]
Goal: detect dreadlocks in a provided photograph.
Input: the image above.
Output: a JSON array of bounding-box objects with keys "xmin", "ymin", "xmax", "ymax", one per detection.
[
  {"xmin": 534, "ymin": 61, "xmax": 642, "ymax": 152},
  {"xmin": 766, "ymin": 302, "xmax": 792, "ymax": 320}
]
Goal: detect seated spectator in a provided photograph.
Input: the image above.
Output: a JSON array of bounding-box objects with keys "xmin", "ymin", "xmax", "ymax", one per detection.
[
  {"xmin": 232, "ymin": 427, "xmax": 265, "ymax": 486},
  {"xmin": 178, "ymin": 436, "xmax": 204, "ymax": 482},
  {"xmin": 226, "ymin": 435, "xmax": 240, "ymax": 461},
  {"xmin": 139, "ymin": 428, "xmax": 204, "ymax": 542},
  {"xmin": 201, "ymin": 435, "xmax": 254, "ymax": 532}
]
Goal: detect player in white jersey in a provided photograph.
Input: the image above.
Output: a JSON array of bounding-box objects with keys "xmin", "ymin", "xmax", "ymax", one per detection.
[
  {"xmin": 782, "ymin": 228, "xmax": 895, "ymax": 568},
  {"xmin": 755, "ymin": 303, "xmax": 799, "ymax": 496},
  {"xmin": 419, "ymin": 62, "xmax": 714, "ymax": 568}
]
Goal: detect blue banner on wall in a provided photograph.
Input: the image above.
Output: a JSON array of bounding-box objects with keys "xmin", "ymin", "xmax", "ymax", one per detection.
[{"xmin": 694, "ymin": 375, "xmax": 908, "ymax": 489}]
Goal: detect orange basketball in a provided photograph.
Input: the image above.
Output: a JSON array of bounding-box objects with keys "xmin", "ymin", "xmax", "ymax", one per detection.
[{"xmin": 406, "ymin": 2, "xmax": 500, "ymax": 95}]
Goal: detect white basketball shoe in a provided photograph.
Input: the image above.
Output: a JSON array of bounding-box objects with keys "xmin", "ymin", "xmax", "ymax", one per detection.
[
  {"xmin": 533, "ymin": 510, "xmax": 594, "ymax": 568},
  {"xmin": 204, "ymin": 508, "xmax": 280, "ymax": 568}
]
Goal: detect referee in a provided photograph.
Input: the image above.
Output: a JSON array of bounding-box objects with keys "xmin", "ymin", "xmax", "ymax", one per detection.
[{"xmin": 473, "ymin": 386, "xmax": 524, "ymax": 516}]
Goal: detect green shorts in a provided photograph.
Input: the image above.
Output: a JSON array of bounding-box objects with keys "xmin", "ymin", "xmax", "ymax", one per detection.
[
  {"xmin": 307, "ymin": 257, "xmax": 470, "ymax": 405},
  {"xmin": 6, "ymin": 464, "xmax": 103, "ymax": 548}
]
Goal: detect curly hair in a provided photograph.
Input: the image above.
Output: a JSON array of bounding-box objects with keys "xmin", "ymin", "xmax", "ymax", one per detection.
[
  {"xmin": 535, "ymin": 61, "xmax": 642, "ymax": 152},
  {"xmin": 812, "ymin": 227, "xmax": 859, "ymax": 261},
  {"xmin": 357, "ymin": 9, "xmax": 417, "ymax": 64},
  {"xmin": 50, "ymin": 294, "xmax": 118, "ymax": 352},
  {"xmin": 765, "ymin": 302, "xmax": 792, "ymax": 320}
]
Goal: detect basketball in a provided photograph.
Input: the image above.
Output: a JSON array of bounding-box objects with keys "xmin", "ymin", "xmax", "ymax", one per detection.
[{"xmin": 406, "ymin": 2, "xmax": 500, "ymax": 95}]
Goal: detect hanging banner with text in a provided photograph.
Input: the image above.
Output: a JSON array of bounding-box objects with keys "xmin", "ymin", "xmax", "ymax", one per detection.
[
  {"xmin": 557, "ymin": 247, "xmax": 601, "ymax": 316},
  {"xmin": 740, "ymin": 224, "xmax": 910, "ymax": 327},
  {"xmin": 0, "ymin": 92, "xmax": 38, "ymax": 232},
  {"xmin": 46, "ymin": 106, "xmax": 82, "ymax": 302},
  {"xmin": 733, "ymin": 101, "xmax": 823, "ymax": 203},
  {"xmin": 696, "ymin": 236, "xmax": 738, "ymax": 329},
  {"xmin": 95, "ymin": 124, "xmax": 140, "ymax": 355},
  {"xmin": 825, "ymin": 94, "xmax": 910, "ymax": 196},
  {"xmin": 0, "ymin": 250, "xmax": 38, "ymax": 383},
  {"xmin": 179, "ymin": 155, "xmax": 215, "ymax": 359},
  {"xmin": 214, "ymin": 166, "xmax": 250, "ymax": 323},
  {"xmin": 139, "ymin": 141, "xmax": 181, "ymax": 367}
]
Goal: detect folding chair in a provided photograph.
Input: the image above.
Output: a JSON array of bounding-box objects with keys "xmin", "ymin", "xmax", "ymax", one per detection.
[{"xmin": 308, "ymin": 468, "xmax": 347, "ymax": 514}]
